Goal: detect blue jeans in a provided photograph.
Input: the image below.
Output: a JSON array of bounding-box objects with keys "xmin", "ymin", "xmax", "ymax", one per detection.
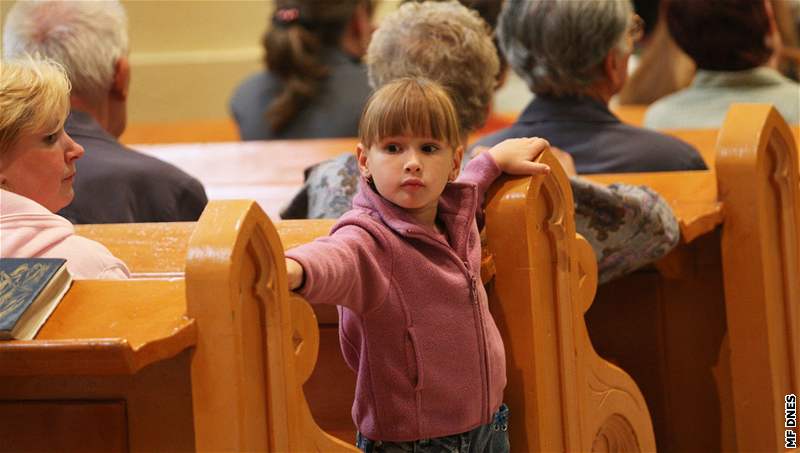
[{"xmin": 356, "ymin": 404, "xmax": 509, "ymax": 453}]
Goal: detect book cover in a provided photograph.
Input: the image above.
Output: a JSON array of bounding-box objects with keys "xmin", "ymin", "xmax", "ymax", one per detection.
[{"xmin": 0, "ymin": 258, "xmax": 73, "ymax": 340}]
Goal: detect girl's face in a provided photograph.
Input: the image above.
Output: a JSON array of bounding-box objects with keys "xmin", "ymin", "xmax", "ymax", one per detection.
[
  {"xmin": 0, "ymin": 122, "xmax": 85, "ymax": 212},
  {"xmin": 357, "ymin": 134, "xmax": 463, "ymax": 223}
]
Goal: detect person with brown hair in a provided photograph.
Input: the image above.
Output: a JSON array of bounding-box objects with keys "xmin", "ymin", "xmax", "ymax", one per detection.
[
  {"xmin": 644, "ymin": 0, "xmax": 800, "ymax": 129},
  {"xmin": 285, "ymin": 77, "xmax": 550, "ymax": 451},
  {"xmin": 230, "ymin": 0, "xmax": 374, "ymax": 140}
]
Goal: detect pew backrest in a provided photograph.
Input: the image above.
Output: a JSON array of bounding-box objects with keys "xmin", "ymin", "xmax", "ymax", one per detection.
[
  {"xmin": 485, "ymin": 150, "xmax": 656, "ymax": 451},
  {"xmin": 716, "ymin": 103, "xmax": 800, "ymax": 451}
]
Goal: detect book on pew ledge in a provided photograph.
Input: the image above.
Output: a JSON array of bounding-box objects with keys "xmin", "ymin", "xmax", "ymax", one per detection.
[{"xmin": 0, "ymin": 258, "xmax": 72, "ymax": 340}]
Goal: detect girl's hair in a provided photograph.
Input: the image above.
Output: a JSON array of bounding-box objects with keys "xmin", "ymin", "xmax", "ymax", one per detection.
[
  {"xmin": 263, "ymin": 0, "xmax": 370, "ymax": 134},
  {"xmin": 0, "ymin": 56, "xmax": 71, "ymax": 155},
  {"xmin": 359, "ymin": 78, "xmax": 462, "ymax": 151}
]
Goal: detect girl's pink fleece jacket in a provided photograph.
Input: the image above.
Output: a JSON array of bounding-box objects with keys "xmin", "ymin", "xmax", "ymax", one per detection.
[{"xmin": 285, "ymin": 152, "xmax": 507, "ymax": 442}]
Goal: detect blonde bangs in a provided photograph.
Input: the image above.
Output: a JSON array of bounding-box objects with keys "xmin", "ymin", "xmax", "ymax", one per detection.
[
  {"xmin": 359, "ymin": 78, "xmax": 462, "ymax": 150},
  {"xmin": 0, "ymin": 57, "xmax": 71, "ymax": 154}
]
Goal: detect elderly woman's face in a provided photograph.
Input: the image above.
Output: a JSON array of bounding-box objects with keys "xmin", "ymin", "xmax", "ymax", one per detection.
[{"xmin": 0, "ymin": 124, "xmax": 84, "ymax": 212}]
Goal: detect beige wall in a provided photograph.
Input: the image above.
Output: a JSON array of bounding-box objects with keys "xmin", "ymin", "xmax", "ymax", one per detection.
[{"xmin": 1, "ymin": 1, "xmax": 401, "ymax": 124}]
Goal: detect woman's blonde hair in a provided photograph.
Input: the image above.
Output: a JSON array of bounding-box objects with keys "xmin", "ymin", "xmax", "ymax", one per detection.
[
  {"xmin": 359, "ymin": 78, "xmax": 462, "ymax": 152},
  {"xmin": 0, "ymin": 57, "xmax": 71, "ymax": 154}
]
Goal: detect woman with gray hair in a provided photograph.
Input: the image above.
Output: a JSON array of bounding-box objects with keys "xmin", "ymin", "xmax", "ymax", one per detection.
[
  {"xmin": 474, "ymin": 0, "xmax": 706, "ymax": 173},
  {"xmin": 283, "ymin": 0, "xmax": 680, "ymax": 284}
]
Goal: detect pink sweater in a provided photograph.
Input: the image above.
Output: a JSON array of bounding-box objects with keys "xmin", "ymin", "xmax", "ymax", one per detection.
[
  {"xmin": 286, "ymin": 152, "xmax": 506, "ymax": 441},
  {"xmin": 1, "ymin": 189, "xmax": 129, "ymax": 279}
]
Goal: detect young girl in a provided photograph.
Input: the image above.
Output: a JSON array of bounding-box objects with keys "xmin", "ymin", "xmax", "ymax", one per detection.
[{"xmin": 285, "ymin": 77, "xmax": 549, "ymax": 452}]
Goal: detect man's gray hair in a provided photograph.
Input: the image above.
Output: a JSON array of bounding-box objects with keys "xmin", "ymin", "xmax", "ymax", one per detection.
[
  {"xmin": 498, "ymin": 0, "xmax": 632, "ymax": 96},
  {"xmin": 366, "ymin": 0, "xmax": 499, "ymax": 134},
  {"xmin": 3, "ymin": 0, "xmax": 129, "ymax": 105}
]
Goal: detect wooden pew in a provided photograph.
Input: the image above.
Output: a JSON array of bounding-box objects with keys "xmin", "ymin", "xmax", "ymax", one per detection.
[
  {"xmin": 585, "ymin": 104, "xmax": 799, "ymax": 452},
  {"xmin": 132, "ymin": 138, "xmax": 358, "ymax": 219},
  {"xmin": 76, "ymin": 150, "xmax": 657, "ymax": 451},
  {"xmin": 0, "ymin": 200, "xmax": 359, "ymax": 452},
  {"xmin": 485, "ymin": 151, "xmax": 655, "ymax": 450}
]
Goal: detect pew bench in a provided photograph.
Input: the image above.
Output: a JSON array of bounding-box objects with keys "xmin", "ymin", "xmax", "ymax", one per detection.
[
  {"xmin": 0, "ymin": 200, "xmax": 359, "ymax": 452},
  {"xmin": 585, "ymin": 103, "xmax": 799, "ymax": 452},
  {"xmin": 76, "ymin": 150, "xmax": 657, "ymax": 451}
]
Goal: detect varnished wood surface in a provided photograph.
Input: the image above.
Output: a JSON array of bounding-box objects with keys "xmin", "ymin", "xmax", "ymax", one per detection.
[
  {"xmin": 3, "ymin": 200, "xmax": 360, "ymax": 452},
  {"xmin": 133, "ymin": 138, "xmax": 358, "ymax": 219},
  {"xmin": 0, "ymin": 401, "xmax": 128, "ymax": 453},
  {"xmin": 0, "ymin": 280, "xmax": 195, "ymax": 376},
  {"xmin": 587, "ymin": 104, "xmax": 800, "ymax": 452}
]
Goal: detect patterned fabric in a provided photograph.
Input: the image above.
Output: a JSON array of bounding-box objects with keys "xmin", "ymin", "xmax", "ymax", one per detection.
[
  {"xmin": 281, "ymin": 154, "xmax": 680, "ymax": 284},
  {"xmin": 570, "ymin": 177, "xmax": 679, "ymax": 283}
]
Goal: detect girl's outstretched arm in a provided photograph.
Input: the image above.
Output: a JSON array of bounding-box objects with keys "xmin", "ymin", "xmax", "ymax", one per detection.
[{"xmin": 284, "ymin": 224, "xmax": 392, "ymax": 313}]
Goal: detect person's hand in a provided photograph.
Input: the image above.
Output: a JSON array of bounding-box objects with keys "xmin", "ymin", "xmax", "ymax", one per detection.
[
  {"xmin": 286, "ymin": 258, "xmax": 304, "ymax": 290},
  {"xmin": 551, "ymin": 146, "xmax": 577, "ymax": 176},
  {"xmin": 487, "ymin": 137, "xmax": 551, "ymax": 175}
]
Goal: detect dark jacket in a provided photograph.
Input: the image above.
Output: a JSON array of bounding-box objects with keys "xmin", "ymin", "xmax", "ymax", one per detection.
[
  {"xmin": 474, "ymin": 95, "xmax": 707, "ymax": 173},
  {"xmin": 59, "ymin": 110, "xmax": 208, "ymax": 224},
  {"xmin": 229, "ymin": 47, "xmax": 371, "ymax": 140}
]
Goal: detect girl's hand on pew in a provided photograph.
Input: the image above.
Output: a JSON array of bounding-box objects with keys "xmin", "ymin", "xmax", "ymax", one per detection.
[
  {"xmin": 488, "ymin": 137, "xmax": 551, "ymax": 176},
  {"xmin": 285, "ymin": 258, "xmax": 304, "ymax": 290}
]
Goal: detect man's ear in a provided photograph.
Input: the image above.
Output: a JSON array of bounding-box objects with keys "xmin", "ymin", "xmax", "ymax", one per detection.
[
  {"xmin": 356, "ymin": 143, "xmax": 370, "ymax": 178},
  {"xmin": 111, "ymin": 56, "xmax": 130, "ymax": 101},
  {"xmin": 451, "ymin": 145, "xmax": 464, "ymax": 180},
  {"xmin": 603, "ymin": 49, "xmax": 628, "ymax": 90}
]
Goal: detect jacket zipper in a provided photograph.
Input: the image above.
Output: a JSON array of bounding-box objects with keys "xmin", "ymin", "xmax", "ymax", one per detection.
[
  {"xmin": 467, "ymin": 261, "xmax": 491, "ymax": 423},
  {"xmin": 404, "ymin": 228, "xmax": 492, "ymax": 422}
]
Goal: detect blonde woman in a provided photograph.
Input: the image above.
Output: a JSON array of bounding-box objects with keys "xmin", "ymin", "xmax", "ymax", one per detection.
[{"xmin": 0, "ymin": 58, "xmax": 129, "ymax": 279}]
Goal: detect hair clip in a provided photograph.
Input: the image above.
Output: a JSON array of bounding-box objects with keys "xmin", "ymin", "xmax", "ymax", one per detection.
[{"xmin": 274, "ymin": 7, "xmax": 300, "ymax": 24}]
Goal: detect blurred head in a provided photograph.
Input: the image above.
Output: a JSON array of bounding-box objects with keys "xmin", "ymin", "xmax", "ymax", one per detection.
[
  {"xmin": 498, "ymin": 0, "xmax": 636, "ymax": 97},
  {"xmin": 665, "ymin": 0, "xmax": 772, "ymax": 71},
  {"xmin": 0, "ymin": 57, "xmax": 85, "ymax": 212},
  {"xmin": 3, "ymin": 0, "xmax": 130, "ymax": 137},
  {"xmin": 264, "ymin": 0, "xmax": 374, "ymax": 134},
  {"xmin": 357, "ymin": 78, "xmax": 463, "ymax": 212},
  {"xmin": 367, "ymin": 0, "xmax": 499, "ymax": 136}
]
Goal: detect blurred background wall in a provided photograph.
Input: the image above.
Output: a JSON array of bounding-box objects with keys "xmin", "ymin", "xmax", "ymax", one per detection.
[{"xmin": 0, "ymin": 0, "xmax": 400, "ymax": 125}]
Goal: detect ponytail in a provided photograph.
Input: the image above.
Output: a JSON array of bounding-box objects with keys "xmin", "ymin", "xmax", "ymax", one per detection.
[{"xmin": 263, "ymin": 0, "xmax": 367, "ymax": 134}]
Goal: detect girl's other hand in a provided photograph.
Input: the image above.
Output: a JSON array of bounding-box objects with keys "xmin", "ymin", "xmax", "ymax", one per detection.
[
  {"xmin": 286, "ymin": 258, "xmax": 304, "ymax": 290},
  {"xmin": 488, "ymin": 137, "xmax": 551, "ymax": 175}
]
